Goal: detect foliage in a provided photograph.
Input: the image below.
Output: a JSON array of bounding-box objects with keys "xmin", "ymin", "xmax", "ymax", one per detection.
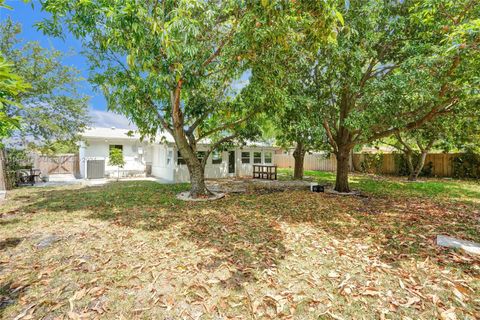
[
  {"xmin": 453, "ymin": 147, "xmax": 480, "ymax": 179},
  {"xmin": 5, "ymin": 148, "xmax": 31, "ymax": 171},
  {"xmin": 0, "ymin": 55, "xmax": 29, "ymax": 145},
  {"xmin": 108, "ymin": 147, "xmax": 125, "ymax": 168},
  {"xmin": 37, "ymin": 0, "xmax": 340, "ymax": 196},
  {"xmin": 393, "ymin": 152, "xmax": 433, "ymax": 177},
  {"xmin": 32, "ymin": 139, "xmax": 79, "ymax": 156},
  {"xmin": 273, "ymin": 61, "xmax": 328, "ymax": 154},
  {"xmin": 0, "ymin": 18, "xmax": 89, "ymax": 146},
  {"xmin": 303, "ymin": 0, "xmax": 479, "ymax": 191},
  {"xmin": 4, "ymin": 148, "xmax": 33, "ymax": 189},
  {"xmin": 358, "ymin": 153, "xmax": 384, "ymax": 174}
]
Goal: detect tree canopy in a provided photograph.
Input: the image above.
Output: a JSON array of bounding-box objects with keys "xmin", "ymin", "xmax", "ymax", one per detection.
[
  {"xmin": 0, "ymin": 55, "xmax": 29, "ymax": 144},
  {"xmin": 38, "ymin": 0, "xmax": 340, "ymax": 197},
  {"xmin": 298, "ymin": 0, "xmax": 480, "ymax": 192},
  {"xmin": 0, "ymin": 18, "xmax": 90, "ymax": 146}
]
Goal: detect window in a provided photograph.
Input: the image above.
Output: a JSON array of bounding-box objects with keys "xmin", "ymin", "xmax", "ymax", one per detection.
[
  {"xmin": 264, "ymin": 151, "xmax": 272, "ymax": 164},
  {"xmin": 177, "ymin": 151, "xmax": 186, "ymax": 165},
  {"xmin": 212, "ymin": 151, "xmax": 222, "ymax": 164},
  {"xmin": 241, "ymin": 152, "xmax": 250, "ymax": 164},
  {"xmin": 166, "ymin": 150, "xmax": 173, "ymax": 166},
  {"xmin": 253, "ymin": 152, "xmax": 262, "ymax": 164},
  {"xmin": 109, "ymin": 145, "xmax": 123, "ymax": 155},
  {"xmin": 197, "ymin": 151, "xmax": 206, "ymax": 162}
]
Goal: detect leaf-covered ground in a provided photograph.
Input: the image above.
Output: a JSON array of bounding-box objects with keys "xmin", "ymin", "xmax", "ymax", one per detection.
[{"xmin": 1, "ymin": 174, "xmax": 479, "ymax": 319}]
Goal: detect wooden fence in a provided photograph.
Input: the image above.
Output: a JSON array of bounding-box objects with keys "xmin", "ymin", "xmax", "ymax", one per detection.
[
  {"xmin": 274, "ymin": 153, "xmax": 337, "ymax": 172},
  {"xmin": 352, "ymin": 153, "xmax": 459, "ymax": 177},
  {"xmin": 33, "ymin": 154, "xmax": 80, "ymax": 177},
  {"xmin": 275, "ymin": 152, "xmax": 463, "ymax": 177}
]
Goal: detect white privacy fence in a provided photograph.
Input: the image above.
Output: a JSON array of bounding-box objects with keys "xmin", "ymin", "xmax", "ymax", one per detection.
[{"xmin": 274, "ymin": 153, "xmax": 337, "ymax": 172}]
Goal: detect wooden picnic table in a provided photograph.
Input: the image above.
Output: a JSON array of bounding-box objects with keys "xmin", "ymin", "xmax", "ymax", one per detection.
[{"xmin": 253, "ymin": 165, "xmax": 277, "ymax": 180}]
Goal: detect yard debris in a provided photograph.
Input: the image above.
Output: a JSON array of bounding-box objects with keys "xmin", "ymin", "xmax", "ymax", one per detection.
[
  {"xmin": 0, "ymin": 179, "xmax": 479, "ymax": 319},
  {"xmin": 436, "ymin": 235, "xmax": 480, "ymax": 255},
  {"xmin": 36, "ymin": 234, "xmax": 61, "ymax": 249}
]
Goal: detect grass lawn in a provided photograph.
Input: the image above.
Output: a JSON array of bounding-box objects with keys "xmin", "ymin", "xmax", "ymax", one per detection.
[
  {"xmin": 280, "ymin": 168, "xmax": 480, "ymax": 205},
  {"xmin": 1, "ymin": 174, "xmax": 479, "ymax": 319}
]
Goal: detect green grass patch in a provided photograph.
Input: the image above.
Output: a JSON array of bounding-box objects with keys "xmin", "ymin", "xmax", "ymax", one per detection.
[{"xmin": 279, "ymin": 168, "xmax": 480, "ymax": 204}]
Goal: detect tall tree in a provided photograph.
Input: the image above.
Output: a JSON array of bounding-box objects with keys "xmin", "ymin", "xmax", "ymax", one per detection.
[
  {"xmin": 390, "ymin": 108, "xmax": 480, "ymax": 181},
  {"xmin": 0, "ymin": 55, "xmax": 30, "ymax": 191},
  {"xmin": 275, "ymin": 85, "xmax": 327, "ymax": 180},
  {"xmin": 308, "ymin": 0, "xmax": 479, "ymax": 192},
  {"xmin": 0, "ymin": 18, "xmax": 90, "ymax": 146},
  {"xmin": 38, "ymin": 0, "xmax": 338, "ymax": 197},
  {"xmin": 0, "ymin": 56, "xmax": 28, "ymax": 143}
]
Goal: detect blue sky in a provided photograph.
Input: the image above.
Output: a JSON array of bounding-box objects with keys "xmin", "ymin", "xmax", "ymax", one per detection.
[
  {"xmin": 2, "ymin": 0, "xmax": 134, "ymax": 128},
  {"xmin": 1, "ymin": 1, "xmax": 251, "ymax": 129}
]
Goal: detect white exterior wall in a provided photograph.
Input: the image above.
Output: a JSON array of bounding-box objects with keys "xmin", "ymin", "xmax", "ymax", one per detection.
[
  {"xmin": 79, "ymin": 141, "xmax": 86, "ymax": 178},
  {"xmin": 80, "ymin": 133, "xmax": 278, "ymax": 182},
  {"xmin": 151, "ymin": 144, "xmax": 175, "ymax": 182},
  {"xmin": 82, "ymin": 139, "xmax": 147, "ymax": 178},
  {"xmin": 173, "ymin": 147, "xmax": 276, "ymax": 183}
]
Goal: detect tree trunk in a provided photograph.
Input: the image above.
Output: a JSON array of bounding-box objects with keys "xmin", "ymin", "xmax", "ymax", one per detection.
[
  {"xmin": 187, "ymin": 160, "xmax": 211, "ymax": 198},
  {"xmin": 405, "ymin": 150, "xmax": 415, "ymax": 177},
  {"xmin": 0, "ymin": 148, "xmax": 7, "ymax": 191},
  {"xmin": 335, "ymin": 146, "xmax": 351, "ymax": 193},
  {"xmin": 292, "ymin": 142, "xmax": 306, "ymax": 180},
  {"xmin": 408, "ymin": 151, "xmax": 427, "ymax": 181},
  {"xmin": 170, "ymin": 80, "xmax": 211, "ymax": 198},
  {"xmin": 177, "ymin": 141, "xmax": 211, "ymax": 198}
]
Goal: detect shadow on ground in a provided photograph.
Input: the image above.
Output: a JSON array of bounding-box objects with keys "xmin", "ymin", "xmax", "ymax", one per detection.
[{"xmin": 6, "ymin": 181, "xmax": 480, "ymax": 277}]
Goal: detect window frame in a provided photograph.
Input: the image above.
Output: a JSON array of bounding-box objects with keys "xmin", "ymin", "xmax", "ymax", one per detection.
[
  {"xmin": 253, "ymin": 151, "xmax": 262, "ymax": 164},
  {"xmin": 211, "ymin": 150, "xmax": 222, "ymax": 164},
  {"xmin": 197, "ymin": 151, "xmax": 206, "ymax": 162},
  {"xmin": 166, "ymin": 150, "xmax": 173, "ymax": 166},
  {"xmin": 241, "ymin": 151, "xmax": 251, "ymax": 164},
  {"xmin": 264, "ymin": 151, "xmax": 272, "ymax": 164},
  {"xmin": 177, "ymin": 151, "xmax": 186, "ymax": 165}
]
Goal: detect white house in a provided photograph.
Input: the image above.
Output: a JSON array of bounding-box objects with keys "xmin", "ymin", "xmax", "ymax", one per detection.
[{"xmin": 78, "ymin": 127, "xmax": 278, "ymax": 182}]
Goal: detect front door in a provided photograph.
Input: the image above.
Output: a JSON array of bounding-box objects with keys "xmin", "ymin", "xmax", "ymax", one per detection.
[{"xmin": 228, "ymin": 151, "xmax": 235, "ymax": 174}]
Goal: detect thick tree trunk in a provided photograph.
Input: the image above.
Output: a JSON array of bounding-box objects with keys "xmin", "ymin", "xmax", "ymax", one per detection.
[
  {"xmin": 292, "ymin": 142, "xmax": 306, "ymax": 180},
  {"xmin": 408, "ymin": 151, "xmax": 427, "ymax": 181},
  {"xmin": 170, "ymin": 80, "xmax": 211, "ymax": 198},
  {"xmin": 177, "ymin": 145, "xmax": 212, "ymax": 198},
  {"xmin": 187, "ymin": 160, "xmax": 211, "ymax": 198},
  {"xmin": 335, "ymin": 146, "xmax": 351, "ymax": 193}
]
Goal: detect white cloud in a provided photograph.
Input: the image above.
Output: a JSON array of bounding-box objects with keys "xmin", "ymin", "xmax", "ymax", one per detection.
[{"xmin": 89, "ymin": 109, "xmax": 137, "ymax": 129}]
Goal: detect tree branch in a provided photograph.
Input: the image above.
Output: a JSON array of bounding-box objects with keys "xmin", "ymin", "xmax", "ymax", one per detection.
[
  {"xmin": 365, "ymin": 97, "xmax": 459, "ymax": 144},
  {"xmin": 196, "ymin": 111, "xmax": 257, "ymax": 143},
  {"xmin": 202, "ymin": 133, "xmax": 239, "ymax": 167},
  {"xmin": 322, "ymin": 120, "xmax": 338, "ymax": 153},
  {"xmin": 201, "ymin": 25, "xmax": 236, "ymax": 68}
]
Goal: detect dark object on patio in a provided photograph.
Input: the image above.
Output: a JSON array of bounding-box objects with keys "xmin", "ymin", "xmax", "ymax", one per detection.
[
  {"xmin": 16, "ymin": 168, "xmax": 42, "ymax": 186},
  {"xmin": 253, "ymin": 165, "xmax": 277, "ymax": 180},
  {"xmin": 310, "ymin": 184, "xmax": 325, "ymax": 192}
]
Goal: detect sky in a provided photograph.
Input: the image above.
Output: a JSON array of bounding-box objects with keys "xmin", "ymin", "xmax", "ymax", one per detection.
[{"xmin": 1, "ymin": 0, "xmax": 135, "ymax": 129}]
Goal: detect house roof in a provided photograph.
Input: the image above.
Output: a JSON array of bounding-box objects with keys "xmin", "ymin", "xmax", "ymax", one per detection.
[
  {"xmin": 81, "ymin": 127, "xmax": 175, "ymax": 143},
  {"xmin": 80, "ymin": 127, "xmax": 276, "ymax": 148}
]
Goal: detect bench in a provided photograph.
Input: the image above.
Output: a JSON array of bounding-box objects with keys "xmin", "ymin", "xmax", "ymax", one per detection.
[{"xmin": 253, "ymin": 165, "xmax": 277, "ymax": 180}]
